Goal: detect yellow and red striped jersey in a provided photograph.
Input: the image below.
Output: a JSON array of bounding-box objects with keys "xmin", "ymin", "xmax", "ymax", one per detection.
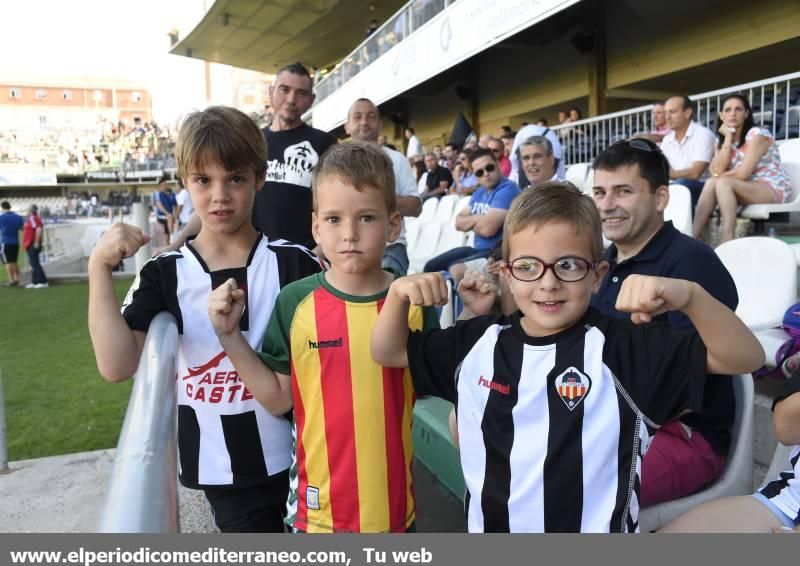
[{"xmin": 260, "ymin": 273, "xmax": 437, "ymax": 532}]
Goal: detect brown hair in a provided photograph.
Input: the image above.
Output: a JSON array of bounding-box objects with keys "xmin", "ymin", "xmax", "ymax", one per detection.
[
  {"xmin": 176, "ymin": 106, "xmax": 267, "ymax": 180},
  {"xmin": 502, "ymin": 182, "xmax": 603, "ymax": 261},
  {"xmin": 312, "ymin": 141, "xmax": 396, "ymax": 213}
]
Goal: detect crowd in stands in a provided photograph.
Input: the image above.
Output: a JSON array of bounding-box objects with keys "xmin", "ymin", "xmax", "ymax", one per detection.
[{"xmin": 0, "ymin": 119, "xmax": 177, "ymax": 176}]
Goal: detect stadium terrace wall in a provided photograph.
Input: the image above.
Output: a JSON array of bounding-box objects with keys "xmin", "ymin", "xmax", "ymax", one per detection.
[{"xmin": 318, "ymin": 0, "xmax": 799, "ymax": 150}]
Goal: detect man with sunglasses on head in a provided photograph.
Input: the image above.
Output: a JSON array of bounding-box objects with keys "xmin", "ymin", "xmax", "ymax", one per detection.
[
  {"xmin": 423, "ymin": 148, "xmax": 519, "ymax": 274},
  {"xmin": 590, "ymin": 138, "xmax": 738, "ymax": 507}
]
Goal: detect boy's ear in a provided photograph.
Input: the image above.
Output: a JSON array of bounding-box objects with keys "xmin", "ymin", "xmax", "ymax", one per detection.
[
  {"xmin": 387, "ymin": 210, "xmax": 401, "ymax": 243},
  {"xmin": 311, "ymin": 212, "xmax": 322, "ymax": 246},
  {"xmin": 591, "ymin": 260, "xmax": 609, "ymax": 292}
]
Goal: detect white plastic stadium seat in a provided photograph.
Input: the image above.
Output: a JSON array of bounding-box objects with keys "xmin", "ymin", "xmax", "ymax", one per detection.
[
  {"xmin": 715, "ymin": 237, "xmax": 797, "ymax": 332},
  {"xmin": 755, "ymin": 327, "xmax": 791, "ymax": 370},
  {"xmin": 453, "ymin": 196, "xmax": 472, "ymax": 226},
  {"xmin": 433, "ymin": 194, "xmax": 459, "ymax": 224},
  {"xmin": 639, "ymin": 373, "xmax": 754, "ymax": 532},
  {"xmin": 407, "ymin": 223, "xmax": 442, "ymax": 275},
  {"xmin": 417, "ymin": 197, "xmax": 438, "ymax": 224},
  {"xmin": 740, "ymin": 139, "xmax": 800, "ymax": 221},
  {"xmin": 565, "ymin": 163, "xmax": 591, "ymax": 194},
  {"xmin": 664, "ymin": 184, "xmax": 693, "ymax": 236},
  {"xmin": 433, "ymin": 224, "xmax": 469, "ymax": 257},
  {"xmin": 404, "ymin": 218, "xmax": 420, "ymax": 255}
]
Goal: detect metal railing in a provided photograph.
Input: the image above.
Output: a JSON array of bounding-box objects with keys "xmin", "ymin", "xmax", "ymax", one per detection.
[
  {"xmin": 314, "ymin": 0, "xmax": 452, "ymax": 102},
  {"xmin": 552, "ymin": 71, "xmax": 800, "ymax": 166},
  {"xmin": 97, "ymin": 312, "xmax": 180, "ymax": 533}
]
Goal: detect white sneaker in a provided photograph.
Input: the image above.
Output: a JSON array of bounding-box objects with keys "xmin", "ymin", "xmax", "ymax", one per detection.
[
  {"xmin": 33, "ymin": 283, "xmax": 49, "ymax": 288},
  {"xmin": 25, "ymin": 283, "xmax": 36, "ymax": 288}
]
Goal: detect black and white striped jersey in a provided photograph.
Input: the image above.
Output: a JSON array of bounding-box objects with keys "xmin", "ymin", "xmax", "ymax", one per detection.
[
  {"xmin": 758, "ymin": 372, "xmax": 800, "ymax": 524},
  {"xmin": 122, "ymin": 234, "xmax": 323, "ymax": 489},
  {"xmin": 408, "ymin": 308, "xmax": 707, "ymax": 532}
]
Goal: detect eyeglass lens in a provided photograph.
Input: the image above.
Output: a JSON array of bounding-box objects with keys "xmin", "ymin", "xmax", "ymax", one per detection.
[
  {"xmin": 474, "ymin": 163, "xmax": 497, "ymax": 177},
  {"xmin": 510, "ymin": 257, "xmax": 591, "ymax": 282}
]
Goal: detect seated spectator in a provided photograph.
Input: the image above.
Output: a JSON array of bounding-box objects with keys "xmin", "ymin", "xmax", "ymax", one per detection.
[
  {"xmin": 449, "ymin": 135, "xmax": 563, "ymax": 301},
  {"xmin": 488, "ymin": 137, "xmax": 511, "ymax": 177},
  {"xmin": 443, "ymin": 143, "xmax": 457, "ymax": 170},
  {"xmin": 535, "ymin": 118, "xmax": 548, "ymax": 127},
  {"xmin": 433, "ymin": 144, "xmax": 448, "ymax": 169},
  {"xmin": 558, "ymin": 111, "xmax": 569, "ymax": 124},
  {"xmin": 660, "ymin": 367, "xmax": 800, "ymax": 533},
  {"xmin": 510, "ymin": 124, "xmax": 565, "ymax": 184},
  {"xmin": 661, "ymin": 95, "xmax": 716, "ymax": 209},
  {"xmin": 692, "ymin": 94, "xmax": 792, "ymax": 243},
  {"xmin": 423, "ymin": 148, "xmax": 519, "ymax": 274},
  {"xmin": 420, "ymin": 152, "xmax": 453, "ymax": 201},
  {"xmin": 500, "ymin": 132, "xmax": 515, "ymax": 160},
  {"xmin": 452, "ymin": 150, "xmax": 478, "ymax": 196},
  {"xmin": 591, "ymin": 138, "xmax": 738, "ymax": 506},
  {"xmin": 649, "ymin": 102, "xmax": 672, "ymax": 142},
  {"xmin": 518, "ymin": 135, "xmax": 562, "ymax": 188}
]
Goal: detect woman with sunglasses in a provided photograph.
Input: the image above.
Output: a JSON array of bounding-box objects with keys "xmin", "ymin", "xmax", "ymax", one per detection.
[
  {"xmin": 452, "ymin": 150, "xmax": 478, "ymax": 196},
  {"xmin": 692, "ymin": 93, "xmax": 792, "ymax": 243}
]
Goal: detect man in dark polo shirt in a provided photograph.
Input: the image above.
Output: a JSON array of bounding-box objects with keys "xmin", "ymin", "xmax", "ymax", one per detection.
[
  {"xmin": 590, "ymin": 139, "xmax": 739, "ymax": 507},
  {"xmin": 420, "ymin": 152, "xmax": 453, "ymax": 201}
]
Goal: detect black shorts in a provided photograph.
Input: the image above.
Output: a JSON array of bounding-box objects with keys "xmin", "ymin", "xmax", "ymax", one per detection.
[
  {"xmin": 203, "ymin": 470, "xmax": 289, "ymax": 533},
  {"xmin": 0, "ymin": 243, "xmax": 19, "ymax": 264}
]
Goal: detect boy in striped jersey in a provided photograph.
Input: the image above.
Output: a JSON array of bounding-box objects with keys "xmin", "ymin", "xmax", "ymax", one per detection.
[
  {"xmin": 208, "ymin": 142, "xmax": 438, "ymax": 532},
  {"xmin": 372, "ymin": 182, "xmax": 763, "ymax": 532},
  {"xmin": 661, "ymin": 367, "xmax": 800, "ymax": 532},
  {"xmin": 89, "ymin": 106, "xmax": 323, "ymax": 532}
]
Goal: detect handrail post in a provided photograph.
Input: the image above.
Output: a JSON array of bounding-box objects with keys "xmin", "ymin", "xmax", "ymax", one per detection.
[{"xmin": 97, "ymin": 312, "xmax": 179, "ymax": 532}]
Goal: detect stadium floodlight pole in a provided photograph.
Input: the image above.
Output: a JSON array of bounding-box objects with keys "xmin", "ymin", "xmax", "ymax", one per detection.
[{"xmin": 0, "ymin": 369, "xmax": 7, "ymax": 472}]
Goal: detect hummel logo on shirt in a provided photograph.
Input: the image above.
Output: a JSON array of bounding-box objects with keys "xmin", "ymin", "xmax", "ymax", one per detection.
[
  {"xmin": 308, "ymin": 337, "xmax": 343, "ymax": 350},
  {"xmin": 478, "ymin": 375, "xmax": 510, "ymax": 395}
]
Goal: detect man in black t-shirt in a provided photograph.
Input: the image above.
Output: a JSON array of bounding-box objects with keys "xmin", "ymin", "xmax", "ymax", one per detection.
[
  {"xmin": 420, "ymin": 152, "xmax": 453, "ymax": 201},
  {"xmin": 255, "ymin": 63, "xmax": 337, "ymax": 251},
  {"xmin": 164, "ymin": 64, "xmax": 336, "ymax": 255}
]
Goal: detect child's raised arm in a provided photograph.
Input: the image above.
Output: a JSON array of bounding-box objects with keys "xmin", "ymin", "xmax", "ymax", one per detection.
[
  {"xmin": 208, "ymin": 279, "xmax": 293, "ymax": 415},
  {"xmin": 88, "ymin": 223, "xmax": 149, "ymax": 381},
  {"xmin": 615, "ymin": 274, "xmax": 764, "ymax": 376},
  {"xmin": 371, "ymin": 273, "xmax": 449, "ymax": 368}
]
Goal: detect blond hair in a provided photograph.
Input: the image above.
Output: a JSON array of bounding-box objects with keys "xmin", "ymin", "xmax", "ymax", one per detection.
[
  {"xmin": 176, "ymin": 106, "xmax": 267, "ymax": 180},
  {"xmin": 502, "ymin": 182, "xmax": 603, "ymax": 261},
  {"xmin": 312, "ymin": 141, "xmax": 396, "ymax": 213}
]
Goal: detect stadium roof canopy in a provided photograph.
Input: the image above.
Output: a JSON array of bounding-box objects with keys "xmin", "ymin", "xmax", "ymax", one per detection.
[{"xmin": 170, "ymin": 0, "xmax": 407, "ymax": 73}]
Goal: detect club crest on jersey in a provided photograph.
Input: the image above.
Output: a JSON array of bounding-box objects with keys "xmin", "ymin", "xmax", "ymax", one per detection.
[{"xmin": 554, "ymin": 367, "xmax": 591, "ymax": 411}]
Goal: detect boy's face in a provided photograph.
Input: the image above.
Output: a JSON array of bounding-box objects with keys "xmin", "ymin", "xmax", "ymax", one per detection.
[
  {"xmin": 312, "ymin": 176, "xmax": 400, "ymax": 276},
  {"xmin": 182, "ymin": 160, "xmax": 261, "ymax": 238},
  {"xmin": 501, "ymin": 220, "xmax": 607, "ymax": 337}
]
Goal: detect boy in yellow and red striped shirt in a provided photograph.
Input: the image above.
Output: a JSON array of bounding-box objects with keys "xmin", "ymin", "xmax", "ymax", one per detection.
[{"xmin": 208, "ymin": 141, "xmax": 438, "ymax": 532}]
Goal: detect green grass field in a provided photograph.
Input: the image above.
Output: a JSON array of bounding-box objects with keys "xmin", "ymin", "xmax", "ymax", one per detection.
[{"xmin": 0, "ymin": 278, "xmax": 135, "ymax": 460}]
